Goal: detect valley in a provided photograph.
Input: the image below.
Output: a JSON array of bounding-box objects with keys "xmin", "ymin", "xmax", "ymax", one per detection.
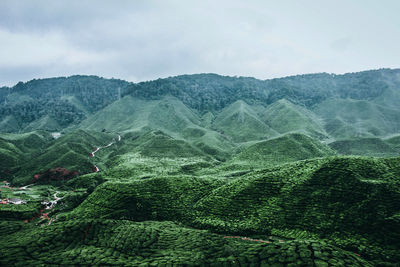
[{"xmin": 1, "ymin": 69, "xmax": 400, "ymax": 266}]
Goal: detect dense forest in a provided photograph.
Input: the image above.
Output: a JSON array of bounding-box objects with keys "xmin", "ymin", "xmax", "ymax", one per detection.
[
  {"xmin": 1, "ymin": 68, "xmax": 400, "ymax": 133},
  {"xmin": 0, "ymin": 76, "xmax": 129, "ymax": 131},
  {"xmin": 1, "ymin": 69, "xmax": 400, "ymax": 266}
]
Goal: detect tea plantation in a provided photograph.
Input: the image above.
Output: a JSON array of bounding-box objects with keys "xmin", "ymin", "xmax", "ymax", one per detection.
[
  {"xmin": 0, "ymin": 219, "xmax": 372, "ymax": 266},
  {"xmin": 1, "ymin": 70, "xmax": 400, "ymax": 265}
]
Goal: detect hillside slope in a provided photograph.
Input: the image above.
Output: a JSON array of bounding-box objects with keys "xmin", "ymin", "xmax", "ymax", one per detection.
[
  {"xmin": 262, "ymin": 99, "xmax": 327, "ymax": 139},
  {"xmin": 68, "ymin": 156, "xmax": 400, "ymax": 265},
  {"xmin": 10, "ymin": 130, "xmax": 116, "ymax": 185},
  {"xmin": 212, "ymin": 100, "xmax": 277, "ymax": 142},
  {"xmin": 234, "ymin": 133, "xmax": 335, "ymax": 165},
  {"xmin": 314, "ymin": 98, "xmax": 400, "ymax": 138},
  {"xmin": 2, "ymin": 68, "xmax": 400, "ymax": 143},
  {"xmin": 329, "ymin": 137, "xmax": 399, "ymax": 157}
]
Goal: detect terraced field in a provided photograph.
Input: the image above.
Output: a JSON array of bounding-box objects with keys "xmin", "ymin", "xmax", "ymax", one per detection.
[
  {"xmin": 0, "ymin": 220, "xmax": 372, "ymax": 266},
  {"xmin": 1, "ymin": 70, "xmax": 400, "ymax": 265}
]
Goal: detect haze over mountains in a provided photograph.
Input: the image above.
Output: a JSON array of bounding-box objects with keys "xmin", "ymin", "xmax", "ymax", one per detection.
[
  {"xmin": 2, "ymin": 69, "xmax": 400, "ymax": 135},
  {"xmin": 1, "ymin": 69, "xmax": 400, "ymax": 266},
  {"xmin": 2, "ymin": 68, "xmax": 400, "ymax": 160}
]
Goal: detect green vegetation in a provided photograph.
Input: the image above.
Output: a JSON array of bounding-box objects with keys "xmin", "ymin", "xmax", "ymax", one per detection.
[
  {"xmin": 314, "ymin": 98, "xmax": 400, "ymax": 138},
  {"xmin": 329, "ymin": 137, "xmax": 399, "ymax": 157},
  {"xmin": 74, "ymin": 157, "xmax": 400, "ymax": 265},
  {"xmin": 7, "ymin": 130, "xmax": 115, "ymax": 185},
  {"xmin": 0, "ymin": 76, "xmax": 128, "ymax": 132},
  {"xmin": 262, "ymin": 99, "xmax": 327, "ymax": 139},
  {"xmin": 1, "ymin": 69, "xmax": 400, "ymax": 265},
  {"xmin": 234, "ymin": 133, "xmax": 335, "ymax": 165},
  {"xmin": 0, "ymin": 219, "xmax": 372, "ymax": 266},
  {"xmin": 213, "ymin": 100, "xmax": 278, "ymax": 142}
]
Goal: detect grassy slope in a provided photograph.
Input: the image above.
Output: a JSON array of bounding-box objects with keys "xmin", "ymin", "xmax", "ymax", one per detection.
[
  {"xmin": 314, "ymin": 98, "xmax": 400, "ymax": 138},
  {"xmin": 66, "ymin": 156, "xmax": 400, "ymax": 265},
  {"xmin": 77, "ymin": 95, "xmax": 156, "ymax": 132},
  {"xmin": 0, "ymin": 131, "xmax": 52, "ymax": 178},
  {"xmin": 10, "ymin": 130, "xmax": 116, "ymax": 185},
  {"xmin": 261, "ymin": 99, "xmax": 328, "ymax": 139},
  {"xmin": 0, "ymin": 219, "xmax": 371, "ymax": 266},
  {"xmin": 385, "ymin": 134, "xmax": 400, "ymax": 151},
  {"xmin": 109, "ymin": 130, "xmax": 207, "ymax": 159},
  {"xmin": 0, "ymin": 115, "xmax": 21, "ymax": 132},
  {"xmin": 23, "ymin": 115, "xmax": 61, "ymax": 132},
  {"xmin": 78, "ymin": 95, "xmax": 235, "ymax": 158},
  {"xmin": 234, "ymin": 133, "xmax": 335, "ymax": 166},
  {"xmin": 329, "ymin": 137, "xmax": 399, "ymax": 157},
  {"xmin": 213, "ymin": 100, "xmax": 278, "ymax": 142},
  {"xmin": 78, "ymin": 95, "xmax": 203, "ymax": 136}
]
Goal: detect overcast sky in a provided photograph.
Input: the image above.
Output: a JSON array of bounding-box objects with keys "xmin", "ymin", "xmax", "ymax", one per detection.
[{"xmin": 0, "ymin": 0, "xmax": 399, "ymax": 86}]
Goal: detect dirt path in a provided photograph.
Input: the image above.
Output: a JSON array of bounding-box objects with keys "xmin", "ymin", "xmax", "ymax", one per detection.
[
  {"xmin": 90, "ymin": 134, "xmax": 121, "ymax": 173},
  {"xmin": 224, "ymin": 236, "xmax": 273, "ymax": 244},
  {"xmin": 19, "ymin": 184, "xmax": 33, "ymax": 190}
]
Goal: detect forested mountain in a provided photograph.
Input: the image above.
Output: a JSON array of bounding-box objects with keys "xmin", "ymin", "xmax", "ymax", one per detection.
[
  {"xmin": 1, "ymin": 69, "xmax": 400, "ymax": 266},
  {"xmin": 1, "ymin": 68, "xmax": 400, "ymax": 138},
  {"xmin": 124, "ymin": 68, "xmax": 400, "ymax": 111},
  {"xmin": 0, "ymin": 76, "xmax": 128, "ymax": 132}
]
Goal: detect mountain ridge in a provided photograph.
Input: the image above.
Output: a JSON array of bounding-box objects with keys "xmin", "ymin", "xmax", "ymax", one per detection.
[{"xmin": 1, "ymin": 68, "xmax": 400, "ymax": 266}]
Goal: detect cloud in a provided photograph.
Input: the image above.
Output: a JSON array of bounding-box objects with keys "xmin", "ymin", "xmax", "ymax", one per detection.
[
  {"xmin": 330, "ymin": 37, "xmax": 352, "ymax": 52},
  {"xmin": 0, "ymin": 0, "xmax": 399, "ymax": 86}
]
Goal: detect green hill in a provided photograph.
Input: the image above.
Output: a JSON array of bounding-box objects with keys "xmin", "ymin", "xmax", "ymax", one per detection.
[
  {"xmin": 0, "ymin": 219, "xmax": 371, "ymax": 266},
  {"xmin": 262, "ymin": 99, "xmax": 327, "ymax": 139},
  {"xmin": 384, "ymin": 134, "xmax": 400, "ymax": 151},
  {"xmin": 10, "ymin": 130, "xmax": 115, "ymax": 185},
  {"xmin": 213, "ymin": 100, "xmax": 278, "ymax": 142},
  {"xmin": 2, "ymin": 69, "xmax": 400, "ymax": 265},
  {"xmin": 111, "ymin": 130, "xmax": 206, "ymax": 158},
  {"xmin": 0, "ymin": 115, "xmax": 21, "ymax": 132},
  {"xmin": 0, "ymin": 131, "xmax": 51, "ymax": 178},
  {"xmin": 0, "ymin": 76, "xmax": 129, "ymax": 132},
  {"xmin": 65, "ymin": 156, "xmax": 400, "ymax": 265},
  {"xmin": 77, "ymin": 95, "xmax": 156, "ymax": 132},
  {"xmin": 23, "ymin": 115, "xmax": 61, "ymax": 132},
  {"xmin": 79, "ymin": 96, "xmax": 235, "ymax": 158},
  {"xmin": 329, "ymin": 137, "xmax": 399, "ymax": 157},
  {"xmin": 234, "ymin": 133, "xmax": 335, "ymax": 165},
  {"xmin": 314, "ymin": 98, "xmax": 400, "ymax": 138},
  {"xmin": 79, "ymin": 95, "xmax": 204, "ymax": 137}
]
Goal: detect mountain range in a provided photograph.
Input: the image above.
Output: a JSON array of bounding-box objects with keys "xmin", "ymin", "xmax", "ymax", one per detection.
[{"xmin": 1, "ymin": 69, "xmax": 400, "ymax": 266}]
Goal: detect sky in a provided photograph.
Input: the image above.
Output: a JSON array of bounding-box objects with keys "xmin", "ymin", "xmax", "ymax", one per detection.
[{"xmin": 0, "ymin": 0, "xmax": 399, "ymax": 86}]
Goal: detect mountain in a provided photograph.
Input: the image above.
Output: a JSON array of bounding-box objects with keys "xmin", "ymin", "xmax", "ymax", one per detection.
[
  {"xmin": 2, "ymin": 68, "xmax": 400, "ymax": 141},
  {"xmin": 314, "ymin": 98, "xmax": 400, "ymax": 138},
  {"xmin": 213, "ymin": 100, "xmax": 278, "ymax": 142},
  {"xmin": 1, "ymin": 69, "xmax": 400, "ymax": 266},
  {"xmin": 0, "ymin": 131, "xmax": 52, "ymax": 178},
  {"xmin": 329, "ymin": 137, "xmax": 399, "ymax": 157},
  {"xmin": 385, "ymin": 134, "xmax": 400, "ymax": 151},
  {"xmin": 66, "ymin": 156, "xmax": 400, "ymax": 265},
  {"xmin": 234, "ymin": 133, "xmax": 335, "ymax": 165},
  {"xmin": 0, "ymin": 75, "xmax": 129, "ymax": 132},
  {"xmin": 5, "ymin": 130, "xmax": 116, "ymax": 185},
  {"xmin": 261, "ymin": 99, "xmax": 327, "ymax": 139}
]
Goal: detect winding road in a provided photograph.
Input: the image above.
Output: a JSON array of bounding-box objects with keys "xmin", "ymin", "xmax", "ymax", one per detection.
[{"xmin": 90, "ymin": 134, "xmax": 121, "ymax": 173}]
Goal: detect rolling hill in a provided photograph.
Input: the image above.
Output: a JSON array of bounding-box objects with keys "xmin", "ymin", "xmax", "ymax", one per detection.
[
  {"xmin": 8, "ymin": 130, "xmax": 116, "ymax": 185},
  {"xmin": 1, "ymin": 69, "xmax": 400, "ymax": 266},
  {"xmin": 213, "ymin": 100, "xmax": 278, "ymax": 142},
  {"xmin": 261, "ymin": 99, "xmax": 327, "ymax": 139},
  {"xmin": 66, "ymin": 156, "xmax": 400, "ymax": 265},
  {"xmin": 234, "ymin": 133, "xmax": 335, "ymax": 165},
  {"xmin": 329, "ymin": 137, "xmax": 399, "ymax": 157}
]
